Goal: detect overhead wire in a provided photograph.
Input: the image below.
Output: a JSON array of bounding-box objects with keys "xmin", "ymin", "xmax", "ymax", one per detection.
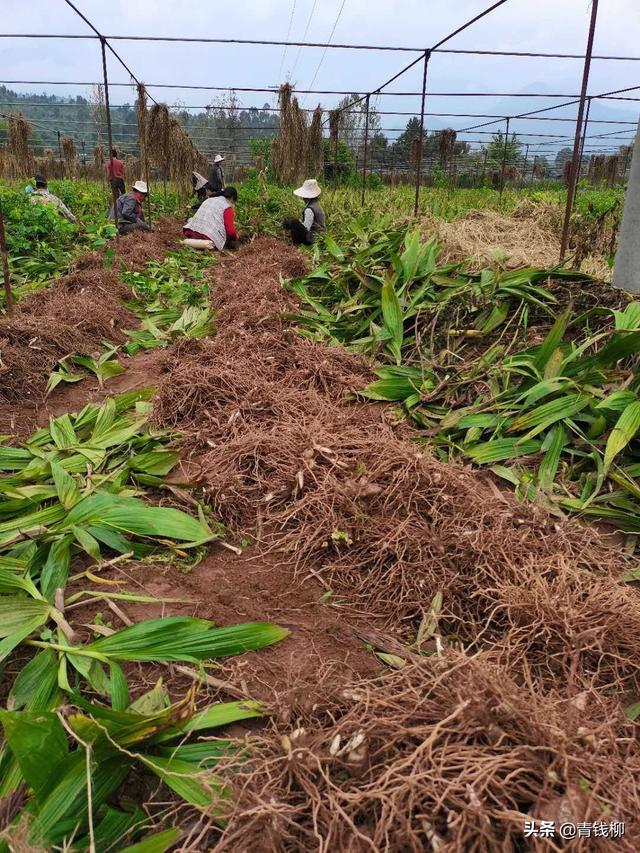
[
  {"xmin": 290, "ymin": 0, "xmax": 319, "ymax": 78},
  {"xmin": 305, "ymin": 0, "xmax": 348, "ymax": 97},
  {"xmin": 277, "ymin": 0, "xmax": 298, "ymax": 82}
]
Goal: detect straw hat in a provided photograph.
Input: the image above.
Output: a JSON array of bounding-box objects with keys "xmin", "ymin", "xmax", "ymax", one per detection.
[
  {"xmin": 132, "ymin": 180, "xmax": 148, "ymax": 194},
  {"xmin": 293, "ymin": 179, "xmax": 321, "ymax": 199},
  {"xmin": 214, "ymin": 154, "xmax": 225, "ymax": 163},
  {"xmin": 192, "ymin": 171, "xmax": 208, "ymax": 191}
]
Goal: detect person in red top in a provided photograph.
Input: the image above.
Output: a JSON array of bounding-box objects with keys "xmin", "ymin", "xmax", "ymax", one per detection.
[
  {"xmin": 182, "ymin": 187, "xmax": 239, "ymax": 250},
  {"xmin": 105, "ymin": 149, "xmax": 125, "ymax": 196}
]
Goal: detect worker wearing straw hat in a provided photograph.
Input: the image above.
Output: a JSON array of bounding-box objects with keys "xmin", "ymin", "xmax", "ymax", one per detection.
[
  {"xmin": 208, "ymin": 154, "xmax": 226, "ymax": 193},
  {"xmin": 108, "ymin": 180, "xmax": 150, "ymax": 235},
  {"xmin": 283, "ymin": 179, "xmax": 326, "ymax": 246}
]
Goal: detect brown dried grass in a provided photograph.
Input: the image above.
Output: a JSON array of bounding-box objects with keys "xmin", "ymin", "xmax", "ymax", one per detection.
[{"xmin": 420, "ymin": 204, "xmax": 561, "ymax": 269}]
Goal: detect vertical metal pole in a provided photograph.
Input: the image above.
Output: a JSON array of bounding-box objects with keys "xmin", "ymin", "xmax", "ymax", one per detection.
[
  {"xmin": 522, "ymin": 143, "xmax": 530, "ymax": 188},
  {"xmin": 0, "ymin": 199, "xmax": 14, "ymax": 316},
  {"xmin": 576, "ymin": 96, "xmax": 592, "ymax": 191},
  {"xmin": 560, "ymin": 0, "xmax": 600, "ymax": 259},
  {"xmin": 414, "ymin": 49, "xmax": 431, "ymax": 217},
  {"xmin": 360, "ymin": 94, "xmax": 371, "ymax": 206},
  {"xmin": 499, "ymin": 117, "xmax": 510, "ymax": 203},
  {"xmin": 333, "ymin": 129, "xmax": 339, "ymax": 186},
  {"xmin": 81, "ymin": 138, "xmax": 87, "ymax": 184},
  {"xmin": 57, "ymin": 129, "xmax": 62, "ymax": 164},
  {"xmin": 100, "ymin": 37, "xmax": 119, "ymax": 233},
  {"xmin": 481, "ymin": 148, "xmax": 488, "ymax": 186},
  {"xmin": 137, "ymin": 84, "xmax": 152, "ymax": 227}
]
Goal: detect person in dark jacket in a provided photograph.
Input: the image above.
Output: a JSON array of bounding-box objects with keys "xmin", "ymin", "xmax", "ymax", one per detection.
[
  {"xmin": 108, "ymin": 180, "xmax": 150, "ymax": 235},
  {"xmin": 283, "ymin": 179, "xmax": 326, "ymax": 245},
  {"xmin": 208, "ymin": 155, "xmax": 225, "ymax": 193}
]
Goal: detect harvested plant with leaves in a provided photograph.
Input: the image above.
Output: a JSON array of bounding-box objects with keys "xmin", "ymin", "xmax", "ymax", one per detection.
[
  {"xmin": 288, "ymin": 224, "xmax": 640, "ymax": 537},
  {"xmin": 0, "ymin": 392, "xmax": 288, "ymax": 850}
]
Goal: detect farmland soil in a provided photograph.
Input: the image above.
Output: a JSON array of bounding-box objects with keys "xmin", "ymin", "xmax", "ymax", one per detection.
[
  {"xmin": 3, "ymin": 223, "xmax": 640, "ymax": 850},
  {"xmin": 149, "ymin": 235, "xmax": 640, "ymax": 850}
]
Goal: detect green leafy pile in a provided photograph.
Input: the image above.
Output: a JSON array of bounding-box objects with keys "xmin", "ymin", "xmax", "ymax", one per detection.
[
  {"xmin": 288, "ymin": 226, "xmax": 640, "ymax": 536},
  {"xmin": 0, "ymin": 391, "xmax": 288, "ymax": 849},
  {"xmin": 122, "ymin": 252, "xmax": 214, "ymax": 354}
]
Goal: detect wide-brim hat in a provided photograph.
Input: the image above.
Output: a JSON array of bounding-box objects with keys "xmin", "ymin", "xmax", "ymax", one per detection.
[
  {"xmin": 214, "ymin": 154, "xmax": 225, "ymax": 163},
  {"xmin": 132, "ymin": 180, "xmax": 148, "ymax": 194},
  {"xmin": 293, "ymin": 179, "xmax": 321, "ymax": 199},
  {"xmin": 192, "ymin": 171, "xmax": 208, "ymax": 191}
]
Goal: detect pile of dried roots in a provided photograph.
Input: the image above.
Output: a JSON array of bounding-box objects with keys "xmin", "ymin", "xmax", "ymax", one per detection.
[
  {"xmin": 213, "ymin": 655, "xmax": 640, "ymax": 851},
  {"xmin": 151, "ymin": 237, "xmax": 640, "ymax": 848},
  {"xmin": 0, "ymin": 269, "xmax": 134, "ymax": 402}
]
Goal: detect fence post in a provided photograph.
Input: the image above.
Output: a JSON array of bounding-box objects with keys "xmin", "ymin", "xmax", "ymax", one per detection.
[
  {"xmin": 360, "ymin": 93, "xmax": 371, "ymax": 206},
  {"xmin": 560, "ymin": 0, "xmax": 600, "ymax": 259},
  {"xmin": 521, "ymin": 143, "xmax": 530, "ymax": 188},
  {"xmin": 613, "ymin": 116, "xmax": 640, "ymax": 291},
  {"xmin": 100, "ymin": 36, "xmax": 119, "ymax": 233},
  {"xmin": 0, "ymin": 199, "xmax": 14, "ymax": 316},
  {"xmin": 414, "ymin": 49, "xmax": 431, "ymax": 217},
  {"xmin": 57, "ymin": 129, "xmax": 62, "ymax": 166},
  {"xmin": 481, "ymin": 148, "xmax": 488, "ymax": 186},
  {"xmin": 499, "ymin": 116, "xmax": 510, "ymax": 203}
]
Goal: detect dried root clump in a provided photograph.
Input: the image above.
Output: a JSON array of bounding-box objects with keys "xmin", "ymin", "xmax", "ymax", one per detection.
[
  {"xmin": 214, "ymin": 655, "xmax": 640, "ymax": 852},
  {"xmin": 18, "ymin": 270, "xmax": 134, "ymax": 343},
  {"xmin": 0, "ymin": 316, "xmax": 87, "ymax": 402}
]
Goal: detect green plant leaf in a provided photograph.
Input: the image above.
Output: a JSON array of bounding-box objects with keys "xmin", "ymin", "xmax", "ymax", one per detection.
[
  {"xmin": 604, "ymin": 401, "xmax": 640, "ymax": 473},
  {"xmin": 87, "ymin": 618, "xmax": 289, "ymax": 663}
]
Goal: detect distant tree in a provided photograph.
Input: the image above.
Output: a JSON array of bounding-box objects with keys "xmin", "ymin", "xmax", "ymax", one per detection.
[
  {"xmin": 487, "ymin": 131, "xmax": 521, "ymax": 167},
  {"xmin": 554, "ymin": 147, "xmax": 573, "ymax": 171}
]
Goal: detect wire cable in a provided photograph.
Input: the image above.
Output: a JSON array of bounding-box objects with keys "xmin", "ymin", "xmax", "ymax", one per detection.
[
  {"xmin": 305, "ymin": 0, "xmax": 348, "ymax": 95},
  {"xmin": 277, "ymin": 0, "xmax": 298, "ymax": 82},
  {"xmin": 290, "ymin": 0, "xmax": 319, "ymax": 78}
]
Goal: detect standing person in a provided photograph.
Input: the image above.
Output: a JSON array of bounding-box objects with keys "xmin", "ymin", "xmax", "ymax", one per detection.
[
  {"xmin": 108, "ymin": 180, "xmax": 150, "ymax": 235},
  {"xmin": 182, "ymin": 186, "xmax": 239, "ymax": 250},
  {"xmin": 283, "ymin": 179, "xmax": 325, "ymax": 245},
  {"xmin": 105, "ymin": 149, "xmax": 126, "ymax": 197},
  {"xmin": 29, "ymin": 175, "xmax": 77, "ymax": 223},
  {"xmin": 208, "ymin": 154, "xmax": 226, "ymax": 193}
]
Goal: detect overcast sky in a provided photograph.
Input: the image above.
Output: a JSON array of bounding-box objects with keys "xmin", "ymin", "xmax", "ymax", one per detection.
[{"xmin": 2, "ymin": 0, "xmax": 639, "ymax": 155}]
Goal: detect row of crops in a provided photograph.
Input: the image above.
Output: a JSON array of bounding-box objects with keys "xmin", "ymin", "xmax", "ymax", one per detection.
[{"xmin": 287, "ymin": 225, "xmax": 640, "ymax": 543}]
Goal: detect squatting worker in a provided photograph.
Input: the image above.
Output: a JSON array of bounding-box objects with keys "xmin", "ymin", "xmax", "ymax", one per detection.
[
  {"xmin": 108, "ymin": 180, "xmax": 151, "ymax": 235},
  {"xmin": 191, "ymin": 171, "xmax": 214, "ymax": 210},
  {"xmin": 29, "ymin": 175, "xmax": 77, "ymax": 223},
  {"xmin": 208, "ymin": 154, "xmax": 225, "ymax": 193},
  {"xmin": 282, "ymin": 179, "xmax": 325, "ymax": 246},
  {"xmin": 105, "ymin": 149, "xmax": 126, "ymax": 196},
  {"xmin": 182, "ymin": 186, "xmax": 239, "ymax": 250}
]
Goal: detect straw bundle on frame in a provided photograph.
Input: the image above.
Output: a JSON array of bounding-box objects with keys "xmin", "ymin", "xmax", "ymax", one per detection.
[
  {"xmin": 439, "ymin": 128, "xmax": 457, "ymax": 172},
  {"xmin": 61, "ymin": 135, "xmax": 79, "ymax": 178},
  {"xmin": 272, "ymin": 83, "xmax": 309, "ymax": 184},
  {"xmin": 135, "ymin": 82, "xmax": 148, "ymax": 164},
  {"xmin": 147, "ymin": 103, "xmax": 171, "ymax": 178},
  {"xmin": 167, "ymin": 116, "xmax": 200, "ymax": 189},
  {"xmin": 7, "ymin": 113, "xmax": 35, "ymax": 177},
  {"xmin": 307, "ymin": 106, "xmax": 324, "ymax": 178}
]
